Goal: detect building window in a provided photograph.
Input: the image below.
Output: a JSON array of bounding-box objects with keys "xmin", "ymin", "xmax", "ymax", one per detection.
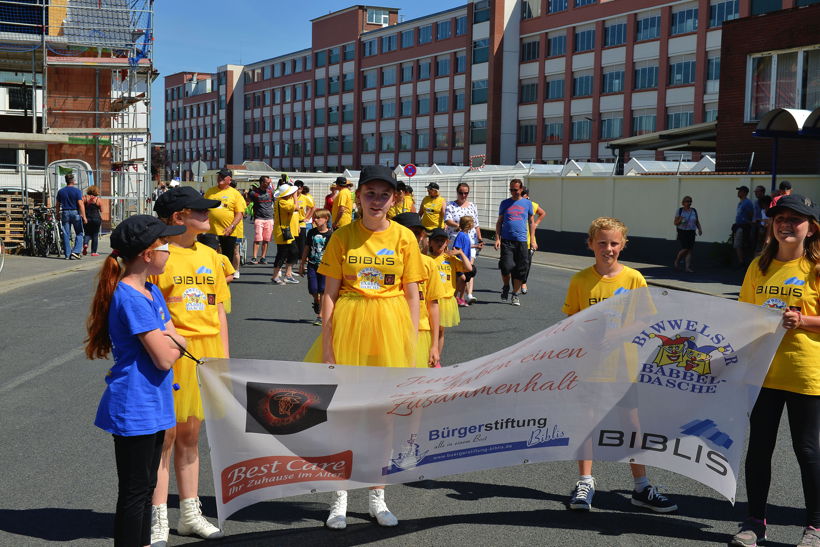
[
  {"xmin": 328, "ymin": 76, "xmax": 340, "ymax": 95},
  {"xmin": 669, "ymin": 56, "xmax": 696, "ymax": 85},
  {"xmin": 604, "ymin": 22, "xmax": 626, "ymax": 47},
  {"xmin": 315, "ymin": 50, "xmax": 327, "ymax": 67},
  {"xmin": 436, "ymin": 92, "xmax": 449, "ymax": 113},
  {"xmin": 519, "ymin": 79, "xmax": 538, "ymax": 103},
  {"xmin": 549, "ymin": 0, "xmax": 568, "ymax": 13},
  {"xmin": 328, "ymin": 106, "xmax": 339, "ymax": 125},
  {"xmin": 521, "ymin": 0, "xmax": 541, "ymax": 18},
  {"xmin": 518, "ymin": 121, "xmax": 537, "ymax": 144},
  {"xmin": 667, "ymin": 106, "xmax": 694, "ymax": 128},
  {"xmin": 362, "ymin": 39, "xmax": 377, "ymax": 57},
  {"xmin": 600, "ymin": 116, "xmax": 623, "ymax": 139},
  {"xmin": 367, "ymin": 8, "xmax": 389, "ymax": 25},
  {"xmin": 751, "ymin": 0, "xmax": 781, "ymax": 15},
  {"xmin": 436, "ymin": 57, "xmax": 451, "ymax": 77},
  {"xmin": 362, "ymin": 134, "xmax": 376, "ymax": 153},
  {"xmin": 473, "ymin": 39, "xmax": 489, "ymax": 63},
  {"xmin": 417, "ymin": 94, "xmax": 431, "ymax": 115},
  {"xmin": 521, "ymin": 38, "xmax": 540, "ymax": 61},
  {"xmin": 456, "ymin": 15, "xmax": 467, "ymax": 35},
  {"xmin": 400, "ymin": 132, "xmax": 413, "ymax": 151},
  {"xmin": 746, "ymin": 47, "xmax": 820, "ymax": 121},
  {"xmin": 400, "ymin": 97, "xmax": 413, "ymax": 116},
  {"xmin": 453, "ymin": 126, "xmax": 465, "ymax": 148},
  {"xmin": 456, "ymin": 52, "xmax": 467, "ymax": 73},
  {"xmin": 671, "ymin": 7, "xmax": 698, "ymax": 35},
  {"xmin": 343, "ymin": 103, "xmax": 354, "ymax": 123},
  {"xmin": 401, "ymin": 30, "xmax": 414, "ymax": 48},
  {"xmin": 548, "ymin": 34, "xmax": 566, "ymax": 56},
  {"xmin": 704, "ymin": 102, "xmax": 718, "ymax": 122},
  {"xmin": 574, "ymin": 28, "xmax": 595, "ymax": 52},
  {"xmin": 343, "ymin": 43, "xmax": 355, "ymax": 61},
  {"xmin": 602, "ymin": 68, "xmax": 624, "ymax": 93},
  {"xmin": 295, "ymin": 85, "xmax": 303, "ymax": 100},
  {"xmin": 635, "ymin": 15, "xmax": 661, "ymax": 41},
  {"xmin": 571, "ymin": 117, "xmax": 591, "ymax": 141},
  {"xmin": 709, "ymin": 0, "xmax": 739, "ymax": 26},
  {"xmin": 401, "ymin": 63, "xmax": 414, "ymax": 82},
  {"xmin": 382, "ymin": 66, "xmax": 397, "ymax": 86},
  {"xmin": 419, "ymin": 25, "xmax": 433, "ymax": 44},
  {"xmin": 419, "ymin": 60, "xmax": 432, "ymax": 79},
  {"xmin": 437, "ymin": 20, "xmax": 451, "ymax": 40},
  {"xmin": 381, "ymin": 100, "xmax": 396, "ymax": 118},
  {"xmin": 575, "ymin": 0, "xmax": 595, "ymax": 6},
  {"xmin": 472, "ymin": 79, "xmax": 489, "ymax": 104},
  {"xmin": 543, "ymin": 119, "xmax": 563, "ymax": 142},
  {"xmin": 362, "ymin": 70, "xmax": 377, "ymax": 89},
  {"xmin": 315, "ymin": 78, "xmax": 326, "ymax": 97},
  {"xmin": 454, "ymin": 89, "xmax": 465, "ymax": 110},
  {"xmin": 474, "ymin": 0, "xmax": 490, "ymax": 23},
  {"xmin": 342, "ymin": 135, "xmax": 353, "ymax": 153},
  {"xmin": 572, "ymin": 73, "xmax": 593, "ymax": 97},
  {"xmin": 470, "ymin": 120, "xmax": 487, "ymax": 144},
  {"xmin": 382, "ymin": 35, "xmax": 397, "ymax": 53},
  {"xmin": 381, "ymin": 133, "xmax": 396, "ymax": 152},
  {"xmin": 417, "ymin": 130, "xmax": 430, "ymax": 149},
  {"xmin": 362, "ymin": 102, "xmax": 377, "ymax": 121},
  {"xmin": 634, "ymin": 64, "xmax": 659, "ymax": 90},
  {"xmin": 632, "ymin": 109, "xmax": 656, "ymax": 134},
  {"xmin": 263, "ymin": 65, "xmax": 271, "ymax": 79},
  {"xmin": 545, "ymin": 76, "xmax": 564, "ymax": 99},
  {"xmin": 343, "ymin": 72, "xmax": 355, "ymax": 92},
  {"xmin": 434, "ymin": 127, "xmax": 449, "ymax": 149},
  {"xmin": 314, "ymin": 108, "xmax": 326, "ymax": 125}
]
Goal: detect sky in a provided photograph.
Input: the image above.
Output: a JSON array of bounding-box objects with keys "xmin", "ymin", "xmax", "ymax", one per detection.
[{"xmin": 151, "ymin": 0, "xmax": 465, "ymax": 142}]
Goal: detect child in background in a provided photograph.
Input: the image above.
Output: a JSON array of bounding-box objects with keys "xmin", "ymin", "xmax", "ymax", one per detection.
[
  {"xmin": 394, "ymin": 212, "xmax": 445, "ymax": 367},
  {"xmin": 452, "ymin": 215, "xmax": 478, "ymax": 307},
  {"xmin": 85, "ymin": 215, "xmax": 187, "ymax": 546},
  {"xmin": 427, "ymin": 228, "xmax": 472, "ymax": 358},
  {"xmin": 301, "ymin": 208, "xmax": 332, "ymax": 326},
  {"xmin": 562, "ymin": 217, "xmax": 677, "ymax": 514},
  {"xmin": 149, "ymin": 187, "xmax": 228, "ymax": 543}
]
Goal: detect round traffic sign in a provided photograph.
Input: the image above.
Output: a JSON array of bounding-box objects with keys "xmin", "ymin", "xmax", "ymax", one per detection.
[{"xmin": 403, "ymin": 164, "xmax": 417, "ymax": 178}]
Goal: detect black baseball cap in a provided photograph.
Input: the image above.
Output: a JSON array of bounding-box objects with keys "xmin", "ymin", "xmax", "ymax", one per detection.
[
  {"xmin": 426, "ymin": 182, "xmax": 440, "ymax": 190},
  {"xmin": 358, "ymin": 165, "xmax": 397, "ymax": 189},
  {"xmin": 334, "ymin": 176, "xmax": 348, "ymax": 186},
  {"xmin": 736, "ymin": 185, "xmax": 750, "ymax": 192},
  {"xmin": 154, "ymin": 186, "xmax": 220, "ymax": 218},
  {"xmin": 768, "ymin": 194, "xmax": 820, "ymax": 221},
  {"xmin": 428, "ymin": 228, "xmax": 448, "ymax": 240},
  {"xmin": 393, "ymin": 212, "xmax": 424, "ymax": 229},
  {"xmin": 217, "ymin": 168, "xmax": 233, "ymax": 178},
  {"xmin": 111, "ymin": 215, "xmax": 185, "ymax": 259},
  {"xmin": 779, "ymin": 180, "xmax": 792, "ymax": 191}
]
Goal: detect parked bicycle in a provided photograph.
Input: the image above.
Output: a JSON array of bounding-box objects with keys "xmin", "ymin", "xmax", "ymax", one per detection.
[{"xmin": 23, "ymin": 206, "xmax": 63, "ymax": 258}]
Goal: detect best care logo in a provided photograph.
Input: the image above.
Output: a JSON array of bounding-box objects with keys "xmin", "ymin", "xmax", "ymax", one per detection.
[{"xmin": 245, "ymin": 383, "xmax": 337, "ymax": 435}]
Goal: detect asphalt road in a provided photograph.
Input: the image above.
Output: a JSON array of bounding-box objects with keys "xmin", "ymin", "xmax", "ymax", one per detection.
[{"xmin": 0, "ymin": 254, "xmax": 807, "ymax": 546}]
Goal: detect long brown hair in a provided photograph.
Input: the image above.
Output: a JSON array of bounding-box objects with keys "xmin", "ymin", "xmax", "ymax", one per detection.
[{"xmin": 758, "ymin": 216, "xmax": 820, "ymax": 275}]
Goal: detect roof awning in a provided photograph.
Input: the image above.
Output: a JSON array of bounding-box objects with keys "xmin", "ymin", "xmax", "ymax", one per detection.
[
  {"xmin": 607, "ymin": 121, "xmax": 717, "ymax": 155},
  {"xmin": 753, "ymin": 108, "xmax": 814, "ymax": 138}
]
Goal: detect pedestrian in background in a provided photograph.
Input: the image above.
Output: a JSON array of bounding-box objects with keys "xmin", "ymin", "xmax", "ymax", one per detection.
[
  {"xmin": 494, "ymin": 178, "xmax": 535, "ymax": 306},
  {"xmin": 247, "ymin": 175, "xmax": 274, "ymax": 264},
  {"xmin": 270, "ymin": 183, "xmax": 301, "ymax": 285},
  {"xmin": 85, "ymin": 215, "xmax": 186, "ymax": 546},
  {"xmin": 420, "ymin": 182, "xmax": 445, "ymax": 231},
  {"xmin": 82, "ymin": 185, "xmax": 103, "ymax": 256},
  {"xmin": 673, "ymin": 196, "xmax": 702, "ymax": 273},
  {"xmin": 204, "ymin": 168, "xmax": 246, "ymax": 278},
  {"xmin": 55, "ymin": 173, "xmax": 86, "ymax": 260}
]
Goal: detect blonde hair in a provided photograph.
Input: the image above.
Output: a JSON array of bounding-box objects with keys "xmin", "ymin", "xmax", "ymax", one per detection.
[
  {"xmin": 459, "ymin": 215, "xmax": 474, "ymax": 232},
  {"xmin": 588, "ymin": 217, "xmax": 628, "ymax": 244},
  {"xmin": 758, "ymin": 216, "xmax": 820, "ymax": 275},
  {"xmin": 313, "ymin": 208, "xmax": 331, "ymax": 220}
]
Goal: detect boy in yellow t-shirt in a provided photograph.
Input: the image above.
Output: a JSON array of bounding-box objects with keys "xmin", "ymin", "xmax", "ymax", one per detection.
[
  {"xmin": 420, "ymin": 183, "xmax": 445, "ymax": 230},
  {"xmin": 562, "ymin": 217, "xmax": 677, "ymax": 515},
  {"xmin": 331, "ymin": 181, "xmax": 353, "ymax": 229}
]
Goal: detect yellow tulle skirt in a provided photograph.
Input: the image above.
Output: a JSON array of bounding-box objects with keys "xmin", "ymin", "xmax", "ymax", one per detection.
[
  {"xmin": 173, "ymin": 334, "xmax": 225, "ymax": 423},
  {"xmin": 439, "ymin": 295, "xmax": 460, "ymax": 328},
  {"xmin": 304, "ymin": 293, "xmax": 416, "ymax": 367},
  {"xmin": 415, "ymin": 329, "xmax": 433, "ymax": 368}
]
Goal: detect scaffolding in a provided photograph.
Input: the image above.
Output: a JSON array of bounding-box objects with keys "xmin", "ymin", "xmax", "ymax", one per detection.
[{"xmin": 0, "ymin": 0, "xmax": 154, "ymax": 224}]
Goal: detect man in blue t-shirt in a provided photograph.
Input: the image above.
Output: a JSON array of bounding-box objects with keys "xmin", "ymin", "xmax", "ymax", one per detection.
[
  {"xmin": 55, "ymin": 173, "xmax": 86, "ymax": 259},
  {"xmin": 493, "ymin": 178, "xmax": 535, "ymax": 306}
]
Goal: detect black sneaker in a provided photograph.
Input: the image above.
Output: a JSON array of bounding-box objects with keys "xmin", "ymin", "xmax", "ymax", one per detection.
[
  {"xmin": 500, "ymin": 285, "xmax": 509, "ymax": 302},
  {"xmin": 312, "ymin": 302, "xmax": 320, "ymax": 315},
  {"xmin": 631, "ymin": 485, "xmax": 677, "ymax": 513},
  {"xmin": 730, "ymin": 517, "xmax": 767, "ymax": 546},
  {"xmin": 259, "ymin": 257, "xmax": 268, "ymax": 264}
]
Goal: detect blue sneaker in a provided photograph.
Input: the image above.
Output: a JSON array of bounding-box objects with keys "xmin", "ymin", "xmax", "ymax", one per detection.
[{"xmin": 631, "ymin": 485, "xmax": 677, "ymax": 513}]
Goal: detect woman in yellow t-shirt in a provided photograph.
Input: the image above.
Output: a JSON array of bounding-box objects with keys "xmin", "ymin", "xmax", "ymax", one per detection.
[
  {"xmin": 427, "ymin": 228, "xmax": 471, "ymax": 356},
  {"xmin": 331, "ymin": 180, "xmax": 354, "ymax": 229},
  {"xmin": 733, "ymin": 194, "xmax": 820, "ymax": 547},
  {"xmin": 305, "ymin": 165, "xmax": 423, "ymax": 532},
  {"xmin": 270, "ymin": 184, "xmax": 301, "ymax": 284},
  {"xmin": 420, "ymin": 182, "xmax": 445, "ymax": 230}
]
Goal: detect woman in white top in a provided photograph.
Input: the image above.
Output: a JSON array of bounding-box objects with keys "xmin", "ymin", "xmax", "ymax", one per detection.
[
  {"xmin": 673, "ymin": 196, "xmax": 702, "ymax": 273},
  {"xmin": 444, "ymin": 182, "xmax": 483, "ymax": 303}
]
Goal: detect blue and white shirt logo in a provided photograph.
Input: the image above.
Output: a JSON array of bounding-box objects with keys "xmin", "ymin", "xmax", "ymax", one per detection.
[
  {"xmin": 376, "ymin": 248, "xmax": 395, "ymax": 256},
  {"xmin": 196, "ymin": 266, "xmax": 213, "ymax": 275},
  {"xmin": 784, "ymin": 277, "xmax": 806, "ymax": 286},
  {"xmin": 614, "ymin": 287, "xmax": 629, "ymax": 295}
]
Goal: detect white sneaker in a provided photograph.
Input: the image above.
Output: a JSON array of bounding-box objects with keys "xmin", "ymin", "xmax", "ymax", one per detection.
[
  {"xmin": 233, "ymin": 271, "xmax": 240, "ymax": 279},
  {"xmin": 177, "ymin": 497, "xmax": 223, "ymax": 538},
  {"xmin": 150, "ymin": 504, "xmax": 169, "ymax": 546},
  {"xmin": 368, "ymin": 489, "xmax": 398, "ymax": 526},
  {"xmin": 569, "ymin": 479, "xmax": 595, "ymax": 511},
  {"xmin": 325, "ymin": 490, "xmax": 348, "ymax": 530}
]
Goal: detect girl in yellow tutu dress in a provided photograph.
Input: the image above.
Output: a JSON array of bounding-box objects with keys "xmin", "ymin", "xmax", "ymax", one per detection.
[
  {"xmin": 427, "ymin": 227, "xmax": 472, "ymax": 357},
  {"xmin": 304, "ymin": 165, "xmax": 424, "ymax": 531}
]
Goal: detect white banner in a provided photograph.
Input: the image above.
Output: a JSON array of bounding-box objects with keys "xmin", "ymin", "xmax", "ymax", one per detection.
[{"xmin": 199, "ymin": 288, "xmax": 784, "ymax": 526}]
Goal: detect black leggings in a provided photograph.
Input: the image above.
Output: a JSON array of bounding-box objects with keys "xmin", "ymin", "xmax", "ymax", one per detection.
[
  {"xmin": 113, "ymin": 431, "xmax": 164, "ymax": 546},
  {"xmin": 745, "ymin": 387, "xmax": 820, "ymax": 527}
]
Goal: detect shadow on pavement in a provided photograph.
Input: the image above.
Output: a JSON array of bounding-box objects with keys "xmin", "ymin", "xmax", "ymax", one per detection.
[{"xmin": 0, "ymin": 507, "xmax": 111, "ymax": 541}]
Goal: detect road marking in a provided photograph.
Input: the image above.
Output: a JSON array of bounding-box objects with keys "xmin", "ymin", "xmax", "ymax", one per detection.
[{"xmin": 0, "ymin": 346, "xmax": 85, "ymax": 394}]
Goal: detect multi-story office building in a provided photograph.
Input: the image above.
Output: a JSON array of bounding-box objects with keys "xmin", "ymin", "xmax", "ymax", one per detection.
[{"xmin": 164, "ymin": 0, "xmax": 808, "ymax": 176}]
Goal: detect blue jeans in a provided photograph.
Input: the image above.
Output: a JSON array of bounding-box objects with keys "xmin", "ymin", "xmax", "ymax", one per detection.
[{"xmin": 61, "ymin": 210, "xmax": 84, "ymax": 258}]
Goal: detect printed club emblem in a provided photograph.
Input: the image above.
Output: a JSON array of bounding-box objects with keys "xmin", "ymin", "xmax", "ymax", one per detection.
[{"xmin": 246, "ymin": 383, "xmax": 337, "ymax": 435}]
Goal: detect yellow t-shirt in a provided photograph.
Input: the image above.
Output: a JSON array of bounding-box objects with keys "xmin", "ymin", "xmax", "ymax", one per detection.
[
  {"xmin": 148, "ymin": 242, "xmax": 229, "ymax": 338},
  {"xmin": 297, "ymin": 193, "xmax": 314, "ymax": 228},
  {"xmin": 332, "ymin": 187, "xmax": 353, "ymax": 227},
  {"xmin": 562, "ymin": 265, "xmax": 647, "ymax": 315},
  {"xmin": 739, "ymin": 256, "xmax": 820, "ymax": 395},
  {"xmin": 432, "ymin": 252, "xmax": 469, "ymax": 298},
  {"xmin": 419, "ymin": 253, "xmax": 446, "ymax": 331},
  {"xmin": 274, "ymin": 196, "xmax": 299, "ymax": 244},
  {"xmin": 318, "ymin": 220, "xmax": 424, "ymax": 298},
  {"xmin": 217, "ymin": 253, "xmax": 236, "ymax": 277},
  {"xmin": 527, "ymin": 200, "xmax": 541, "ymax": 248},
  {"xmin": 404, "ymin": 194, "xmax": 415, "ymax": 212},
  {"xmin": 420, "ymin": 196, "xmax": 445, "ymax": 230},
  {"xmin": 204, "ymin": 186, "xmax": 247, "ymax": 239}
]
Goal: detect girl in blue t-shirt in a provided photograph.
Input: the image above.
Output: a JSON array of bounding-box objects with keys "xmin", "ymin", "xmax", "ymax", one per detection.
[{"xmin": 85, "ymin": 215, "xmax": 188, "ymax": 547}]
